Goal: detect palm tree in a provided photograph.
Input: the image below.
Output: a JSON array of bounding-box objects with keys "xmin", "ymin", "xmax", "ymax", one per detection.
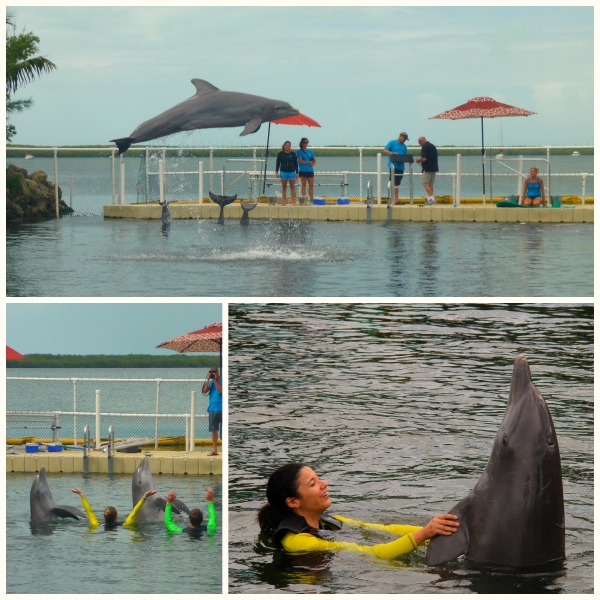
[{"xmin": 6, "ymin": 12, "xmax": 57, "ymax": 141}]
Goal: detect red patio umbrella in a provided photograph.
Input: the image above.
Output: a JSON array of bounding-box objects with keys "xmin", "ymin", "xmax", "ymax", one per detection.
[
  {"xmin": 262, "ymin": 112, "xmax": 321, "ymax": 194},
  {"xmin": 430, "ymin": 97, "xmax": 536, "ymax": 199},
  {"xmin": 6, "ymin": 345, "xmax": 25, "ymax": 360},
  {"xmin": 156, "ymin": 322, "xmax": 222, "ymax": 369}
]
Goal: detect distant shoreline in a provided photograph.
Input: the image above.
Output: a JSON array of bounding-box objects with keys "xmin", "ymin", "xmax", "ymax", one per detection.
[{"xmin": 6, "ymin": 354, "xmax": 216, "ymax": 368}]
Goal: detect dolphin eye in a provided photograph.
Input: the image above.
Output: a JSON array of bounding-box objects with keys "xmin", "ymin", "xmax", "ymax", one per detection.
[
  {"xmin": 502, "ymin": 434, "xmax": 509, "ymax": 446},
  {"xmin": 547, "ymin": 434, "xmax": 555, "ymax": 446}
]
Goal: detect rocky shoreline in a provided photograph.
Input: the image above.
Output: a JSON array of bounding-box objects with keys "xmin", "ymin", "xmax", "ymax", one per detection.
[{"xmin": 6, "ymin": 164, "xmax": 74, "ymax": 224}]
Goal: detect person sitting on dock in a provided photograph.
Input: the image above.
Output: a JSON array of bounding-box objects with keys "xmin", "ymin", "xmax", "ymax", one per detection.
[
  {"xmin": 522, "ymin": 167, "xmax": 546, "ymax": 206},
  {"xmin": 71, "ymin": 487, "xmax": 157, "ymax": 529},
  {"xmin": 164, "ymin": 487, "xmax": 217, "ymax": 537}
]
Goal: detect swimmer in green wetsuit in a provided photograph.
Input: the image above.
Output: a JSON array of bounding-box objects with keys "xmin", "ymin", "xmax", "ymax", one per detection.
[
  {"xmin": 164, "ymin": 487, "xmax": 217, "ymax": 537},
  {"xmin": 71, "ymin": 488, "xmax": 157, "ymax": 529},
  {"xmin": 258, "ymin": 463, "xmax": 459, "ymax": 560}
]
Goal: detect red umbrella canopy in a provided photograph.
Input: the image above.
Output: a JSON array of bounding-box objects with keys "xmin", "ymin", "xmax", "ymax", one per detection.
[
  {"xmin": 7, "ymin": 345, "xmax": 25, "ymax": 360},
  {"xmin": 156, "ymin": 322, "xmax": 222, "ymax": 354},
  {"xmin": 270, "ymin": 113, "xmax": 321, "ymax": 127},
  {"xmin": 430, "ymin": 97, "xmax": 536, "ymax": 120}
]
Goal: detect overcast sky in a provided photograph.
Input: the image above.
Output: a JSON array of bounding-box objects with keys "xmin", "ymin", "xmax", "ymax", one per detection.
[
  {"xmin": 7, "ymin": 4, "xmax": 594, "ymax": 149},
  {"xmin": 6, "ymin": 302, "xmax": 222, "ymax": 355}
]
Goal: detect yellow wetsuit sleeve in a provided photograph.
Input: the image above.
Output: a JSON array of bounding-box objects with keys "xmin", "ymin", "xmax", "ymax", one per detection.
[
  {"xmin": 281, "ymin": 530, "xmax": 418, "ymax": 560},
  {"xmin": 333, "ymin": 514, "xmax": 423, "ymax": 537},
  {"xmin": 79, "ymin": 496, "xmax": 100, "ymax": 528},
  {"xmin": 122, "ymin": 496, "xmax": 146, "ymax": 527}
]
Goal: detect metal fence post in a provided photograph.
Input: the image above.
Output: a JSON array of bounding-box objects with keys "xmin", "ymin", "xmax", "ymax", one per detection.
[
  {"xmin": 358, "ymin": 147, "xmax": 364, "ymax": 201},
  {"xmin": 119, "ymin": 156, "xmax": 125, "ymax": 205},
  {"xmin": 190, "ymin": 391, "xmax": 196, "ymax": 452},
  {"xmin": 159, "ymin": 159, "xmax": 165, "ymax": 204},
  {"xmin": 199, "ymin": 161, "xmax": 204, "ymax": 203},
  {"xmin": 155, "ymin": 380, "xmax": 161, "ymax": 450},
  {"xmin": 72, "ymin": 378, "xmax": 77, "ymax": 446},
  {"xmin": 376, "ymin": 153, "xmax": 382, "ymax": 204},
  {"xmin": 456, "ymin": 154, "xmax": 462, "ymax": 206},
  {"xmin": 95, "ymin": 390, "xmax": 101, "ymax": 449},
  {"xmin": 581, "ymin": 173, "xmax": 587, "ymax": 205}
]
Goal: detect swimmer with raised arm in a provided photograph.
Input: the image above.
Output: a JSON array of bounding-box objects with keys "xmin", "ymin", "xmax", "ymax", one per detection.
[{"xmin": 164, "ymin": 487, "xmax": 217, "ymax": 537}]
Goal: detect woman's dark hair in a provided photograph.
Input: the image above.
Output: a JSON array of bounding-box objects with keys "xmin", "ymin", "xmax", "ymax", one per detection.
[
  {"xmin": 281, "ymin": 140, "xmax": 292, "ymax": 151},
  {"xmin": 257, "ymin": 463, "xmax": 305, "ymax": 535},
  {"xmin": 300, "ymin": 138, "xmax": 308, "ymax": 145}
]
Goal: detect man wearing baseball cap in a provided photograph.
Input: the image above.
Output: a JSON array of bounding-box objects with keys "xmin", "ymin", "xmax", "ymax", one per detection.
[{"xmin": 383, "ymin": 132, "xmax": 409, "ymax": 204}]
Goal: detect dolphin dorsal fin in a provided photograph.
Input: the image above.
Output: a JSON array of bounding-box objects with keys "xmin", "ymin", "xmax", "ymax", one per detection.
[{"xmin": 191, "ymin": 79, "xmax": 220, "ymax": 94}]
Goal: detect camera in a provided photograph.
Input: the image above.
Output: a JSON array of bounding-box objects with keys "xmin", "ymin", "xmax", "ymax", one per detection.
[{"xmin": 209, "ymin": 371, "xmax": 217, "ymax": 379}]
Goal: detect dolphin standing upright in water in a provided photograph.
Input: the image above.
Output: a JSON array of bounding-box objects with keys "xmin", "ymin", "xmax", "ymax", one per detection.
[
  {"xmin": 111, "ymin": 79, "xmax": 299, "ymax": 154},
  {"xmin": 132, "ymin": 458, "xmax": 189, "ymax": 522},
  {"xmin": 30, "ymin": 467, "xmax": 85, "ymax": 524},
  {"xmin": 209, "ymin": 192, "xmax": 237, "ymax": 225},
  {"xmin": 426, "ymin": 354, "xmax": 565, "ymax": 568},
  {"xmin": 240, "ymin": 200, "xmax": 259, "ymax": 225}
]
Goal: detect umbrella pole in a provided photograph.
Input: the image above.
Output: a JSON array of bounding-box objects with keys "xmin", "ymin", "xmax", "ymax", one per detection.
[
  {"xmin": 481, "ymin": 117, "xmax": 486, "ymax": 203},
  {"xmin": 262, "ymin": 122, "xmax": 271, "ymax": 195}
]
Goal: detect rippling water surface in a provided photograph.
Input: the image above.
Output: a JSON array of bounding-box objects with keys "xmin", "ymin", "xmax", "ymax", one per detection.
[
  {"xmin": 228, "ymin": 304, "xmax": 593, "ymax": 594},
  {"xmin": 6, "ymin": 217, "xmax": 593, "ymax": 296}
]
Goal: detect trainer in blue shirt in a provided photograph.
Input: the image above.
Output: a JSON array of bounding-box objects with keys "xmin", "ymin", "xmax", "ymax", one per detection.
[
  {"xmin": 202, "ymin": 367, "xmax": 222, "ymax": 456},
  {"xmin": 384, "ymin": 132, "xmax": 409, "ymax": 204}
]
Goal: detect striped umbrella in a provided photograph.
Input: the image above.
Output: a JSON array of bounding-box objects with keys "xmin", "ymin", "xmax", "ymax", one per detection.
[
  {"xmin": 431, "ymin": 97, "xmax": 536, "ymax": 198},
  {"xmin": 156, "ymin": 322, "xmax": 222, "ymax": 369}
]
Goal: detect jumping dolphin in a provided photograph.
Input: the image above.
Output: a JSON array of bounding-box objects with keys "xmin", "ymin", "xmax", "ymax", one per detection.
[
  {"xmin": 426, "ymin": 354, "xmax": 565, "ymax": 567},
  {"xmin": 209, "ymin": 192, "xmax": 238, "ymax": 225},
  {"xmin": 240, "ymin": 200, "xmax": 259, "ymax": 226},
  {"xmin": 132, "ymin": 458, "xmax": 189, "ymax": 521},
  {"xmin": 30, "ymin": 467, "xmax": 85, "ymax": 524},
  {"xmin": 111, "ymin": 79, "xmax": 299, "ymax": 154}
]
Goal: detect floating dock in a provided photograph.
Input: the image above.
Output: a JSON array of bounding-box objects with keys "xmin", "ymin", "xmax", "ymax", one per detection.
[
  {"xmin": 6, "ymin": 449, "xmax": 222, "ymax": 475},
  {"xmin": 104, "ymin": 202, "xmax": 594, "ymax": 224}
]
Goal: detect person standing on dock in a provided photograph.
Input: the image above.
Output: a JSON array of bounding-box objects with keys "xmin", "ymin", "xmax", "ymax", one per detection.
[
  {"xmin": 416, "ymin": 136, "xmax": 439, "ymax": 205},
  {"xmin": 202, "ymin": 366, "xmax": 222, "ymax": 456},
  {"xmin": 297, "ymin": 138, "xmax": 316, "ymax": 201},
  {"xmin": 275, "ymin": 141, "xmax": 299, "ymax": 206},
  {"xmin": 383, "ymin": 132, "xmax": 409, "ymax": 205}
]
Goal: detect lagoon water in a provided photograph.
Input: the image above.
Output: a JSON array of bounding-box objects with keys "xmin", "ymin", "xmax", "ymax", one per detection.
[
  {"xmin": 7, "ymin": 472, "xmax": 222, "ymax": 594},
  {"xmin": 6, "ymin": 217, "xmax": 593, "ymax": 297},
  {"xmin": 227, "ymin": 303, "xmax": 593, "ymax": 594}
]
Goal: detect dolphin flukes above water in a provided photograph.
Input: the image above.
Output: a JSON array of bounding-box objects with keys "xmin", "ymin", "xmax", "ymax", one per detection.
[
  {"xmin": 30, "ymin": 467, "xmax": 85, "ymax": 524},
  {"xmin": 209, "ymin": 192, "xmax": 238, "ymax": 225},
  {"xmin": 426, "ymin": 354, "xmax": 565, "ymax": 568},
  {"xmin": 240, "ymin": 200, "xmax": 259, "ymax": 226},
  {"xmin": 110, "ymin": 79, "xmax": 299, "ymax": 154},
  {"xmin": 132, "ymin": 458, "xmax": 189, "ymax": 521}
]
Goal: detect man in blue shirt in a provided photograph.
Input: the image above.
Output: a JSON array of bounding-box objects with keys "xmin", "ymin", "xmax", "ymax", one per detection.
[
  {"xmin": 384, "ymin": 132, "xmax": 409, "ymax": 204},
  {"xmin": 202, "ymin": 366, "xmax": 222, "ymax": 456}
]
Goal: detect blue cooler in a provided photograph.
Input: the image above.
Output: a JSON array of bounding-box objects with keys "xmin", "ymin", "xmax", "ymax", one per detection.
[
  {"xmin": 26, "ymin": 443, "xmax": 40, "ymax": 453},
  {"xmin": 47, "ymin": 443, "xmax": 63, "ymax": 452},
  {"xmin": 337, "ymin": 197, "xmax": 350, "ymax": 205},
  {"xmin": 312, "ymin": 198, "xmax": 326, "ymax": 205}
]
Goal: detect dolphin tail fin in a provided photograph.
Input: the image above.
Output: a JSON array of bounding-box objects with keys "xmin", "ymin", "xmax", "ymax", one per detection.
[
  {"xmin": 425, "ymin": 497, "xmax": 470, "ymax": 566},
  {"xmin": 110, "ymin": 137, "xmax": 134, "ymax": 155},
  {"xmin": 172, "ymin": 499, "xmax": 190, "ymax": 515},
  {"xmin": 52, "ymin": 505, "xmax": 86, "ymax": 520},
  {"xmin": 209, "ymin": 192, "xmax": 238, "ymax": 207}
]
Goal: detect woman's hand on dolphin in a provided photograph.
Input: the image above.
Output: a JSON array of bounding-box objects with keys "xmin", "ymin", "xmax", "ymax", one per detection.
[
  {"xmin": 166, "ymin": 489, "xmax": 177, "ymax": 504},
  {"xmin": 143, "ymin": 489, "xmax": 157, "ymax": 498},
  {"xmin": 414, "ymin": 514, "xmax": 459, "ymax": 545}
]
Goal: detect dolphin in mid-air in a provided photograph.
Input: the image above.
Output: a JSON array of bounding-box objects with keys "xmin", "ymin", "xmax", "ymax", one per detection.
[
  {"xmin": 209, "ymin": 192, "xmax": 238, "ymax": 225},
  {"xmin": 30, "ymin": 467, "xmax": 85, "ymax": 524},
  {"xmin": 111, "ymin": 79, "xmax": 299, "ymax": 154},
  {"xmin": 426, "ymin": 354, "xmax": 565, "ymax": 568},
  {"xmin": 132, "ymin": 458, "xmax": 189, "ymax": 522}
]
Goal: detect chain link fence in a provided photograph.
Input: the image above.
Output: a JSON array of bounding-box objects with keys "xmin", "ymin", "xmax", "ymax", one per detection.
[
  {"xmin": 6, "ymin": 376, "xmax": 212, "ymax": 448},
  {"xmin": 7, "ymin": 145, "xmax": 593, "ymax": 215}
]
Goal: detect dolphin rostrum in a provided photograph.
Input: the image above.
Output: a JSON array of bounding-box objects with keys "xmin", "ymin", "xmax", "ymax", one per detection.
[
  {"xmin": 426, "ymin": 354, "xmax": 565, "ymax": 567},
  {"xmin": 30, "ymin": 467, "xmax": 85, "ymax": 524},
  {"xmin": 209, "ymin": 192, "xmax": 237, "ymax": 225},
  {"xmin": 240, "ymin": 200, "xmax": 259, "ymax": 226},
  {"xmin": 111, "ymin": 79, "xmax": 299, "ymax": 154},
  {"xmin": 132, "ymin": 458, "xmax": 189, "ymax": 522}
]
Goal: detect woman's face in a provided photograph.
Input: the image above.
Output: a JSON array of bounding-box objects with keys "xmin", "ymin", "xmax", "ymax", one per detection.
[
  {"xmin": 530, "ymin": 167, "xmax": 537, "ymax": 178},
  {"xmin": 284, "ymin": 142, "xmax": 291, "ymax": 152},
  {"xmin": 290, "ymin": 466, "xmax": 332, "ymax": 514}
]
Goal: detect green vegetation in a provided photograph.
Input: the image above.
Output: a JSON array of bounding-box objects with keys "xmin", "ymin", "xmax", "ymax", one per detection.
[
  {"xmin": 6, "ymin": 11, "xmax": 57, "ymax": 142},
  {"xmin": 6, "ymin": 354, "xmax": 217, "ymax": 368}
]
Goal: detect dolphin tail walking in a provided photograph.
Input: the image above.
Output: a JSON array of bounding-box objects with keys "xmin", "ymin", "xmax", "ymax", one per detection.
[
  {"xmin": 110, "ymin": 137, "xmax": 134, "ymax": 155},
  {"xmin": 240, "ymin": 200, "xmax": 259, "ymax": 226},
  {"xmin": 209, "ymin": 192, "xmax": 238, "ymax": 224}
]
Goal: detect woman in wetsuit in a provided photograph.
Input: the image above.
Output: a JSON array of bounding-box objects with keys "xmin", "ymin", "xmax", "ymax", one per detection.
[
  {"xmin": 257, "ymin": 463, "xmax": 459, "ymax": 560},
  {"xmin": 522, "ymin": 166, "xmax": 546, "ymax": 206},
  {"xmin": 275, "ymin": 141, "xmax": 298, "ymax": 206}
]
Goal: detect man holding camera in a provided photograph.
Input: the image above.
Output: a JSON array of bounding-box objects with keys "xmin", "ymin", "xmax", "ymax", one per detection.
[{"xmin": 202, "ymin": 366, "xmax": 222, "ymax": 456}]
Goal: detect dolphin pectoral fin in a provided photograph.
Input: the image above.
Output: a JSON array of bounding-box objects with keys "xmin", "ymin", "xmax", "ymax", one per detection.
[
  {"xmin": 52, "ymin": 505, "xmax": 85, "ymax": 520},
  {"xmin": 425, "ymin": 498, "xmax": 470, "ymax": 566},
  {"xmin": 172, "ymin": 499, "xmax": 190, "ymax": 515},
  {"xmin": 110, "ymin": 137, "xmax": 134, "ymax": 155},
  {"xmin": 240, "ymin": 118, "xmax": 263, "ymax": 136},
  {"xmin": 191, "ymin": 79, "xmax": 220, "ymax": 94}
]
